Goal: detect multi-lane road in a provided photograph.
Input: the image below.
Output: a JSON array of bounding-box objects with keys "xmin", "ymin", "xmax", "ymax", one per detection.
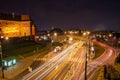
[
  {"xmin": 21, "ymin": 40, "xmax": 116, "ymax": 80},
  {"xmin": 79, "ymin": 40, "xmax": 116, "ymax": 80},
  {"xmin": 22, "ymin": 41, "xmax": 85, "ymax": 80}
]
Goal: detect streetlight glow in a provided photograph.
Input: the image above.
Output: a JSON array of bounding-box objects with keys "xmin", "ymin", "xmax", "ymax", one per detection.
[
  {"xmin": 109, "ymin": 34, "xmax": 112, "ymax": 37},
  {"xmin": 69, "ymin": 37, "xmax": 73, "ymax": 41},
  {"xmin": 87, "ymin": 31, "xmax": 90, "ymax": 35},
  {"xmin": 83, "ymin": 32, "xmax": 87, "ymax": 36},
  {"xmin": 47, "ymin": 33, "xmax": 50, "ymax": 37},
  {"xmin": 54, "ymin": 32, "xmax": 57, "ymax": 36},
  {"xmin": 5, "ymin": 37, "xmax": 9, "ymax": 40}
]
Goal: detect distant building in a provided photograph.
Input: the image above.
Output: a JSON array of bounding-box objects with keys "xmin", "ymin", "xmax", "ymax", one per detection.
[
  {"xmin": 112, "ymin": 33, "xmax": 120, "ymax": 46},
  {"xmin": 92, "ymin": 30, "xmax": 120, "ymax": 47},
  {"xmin": 0, "ymin": 13, "xmax": 35, "ymax": 40},
  {"xmin": 35, "ymin": 30, "xmax": 49, "ymax": 41},
  {"xmin": 65, "ymin": 29, "xmax": 81, "ymax": 35},
  {"xmin": 49, "ymin": 28, "xmax": 66, "ymax": 42}
]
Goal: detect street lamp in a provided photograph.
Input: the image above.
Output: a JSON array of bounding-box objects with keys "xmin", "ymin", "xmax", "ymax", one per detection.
[
  {"xmin": 83, "ymin": 31, "xmax": 90, "ymax": 80},
  {"xmin": 85, "ymin": 47, "xmax": 87, "ymax": 80},
  {"xmin": 83, "ymin": 32, "xmax": 87, "ymax": 36},
  {"xmin": 69, "ymin": 37, "xmax": 73, "ymax": 41},
  {"xmin": 53, "ymin": 32, "xmax": 58, "ymax": 42},
  {"xmin": 51, "ymin": 39, "xmax": 53, "ymax": 50},
  {"xmin": 5, "ymin": 37, "xmax": 9, "ymax": 40},
  {"xmin": 54, "ymin": 32, "xmax": 57, "ymax": 36},
  {"xmin": 109, "ymin": 33, "xmax": 112, "ymax": 37},
  {"xmin": 0, "ymin": 29, "xmax": 4, "ymax": 79}
]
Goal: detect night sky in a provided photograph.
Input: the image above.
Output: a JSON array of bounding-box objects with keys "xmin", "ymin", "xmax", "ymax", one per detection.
[{"xmin": 0, "ymin": 0, "xmax": 120, "ymax": 31}]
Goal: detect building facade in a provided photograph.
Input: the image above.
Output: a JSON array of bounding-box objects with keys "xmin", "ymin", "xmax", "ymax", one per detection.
[
  {"xmin": 49, "ymin": 28, "xmax": 67, "ymax": 42},
  {"xmin": 0, "ymin": 13, "xmax": 35, "ymax": 40}
]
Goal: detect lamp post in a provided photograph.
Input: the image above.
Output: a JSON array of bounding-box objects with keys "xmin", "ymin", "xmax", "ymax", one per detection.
[
  {"xmin": 83, "ymin": 31, "xmax": 90, "ymax": 80},
  {"xmin": 48, "ymin": 33, "xmax": 53, "ymax": 50},
  {"xmin": 54, "ymin": 32, "xmax": 58, "ymax": 42},
  {"xmin": 85, "ymin": 47, "xmax": 87, "ymax": 80},
  {"xmin": 0, "ymin": 41, "xmax": 4, "ymax": 79},
  {"xmin": 0, "ymin": 30, "xmax": 4, "ymax": 79},
  {"xmin": 51, "ymin": 39, "xmax": 53, "ymax": 50}
]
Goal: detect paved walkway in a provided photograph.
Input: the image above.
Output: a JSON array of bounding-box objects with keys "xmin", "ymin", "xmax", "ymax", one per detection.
[{"xmin": 0, "ymin": 56, "xmax": 34, "ymax": 80}]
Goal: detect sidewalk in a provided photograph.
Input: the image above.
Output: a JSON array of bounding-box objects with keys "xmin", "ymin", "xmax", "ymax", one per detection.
[{"xmin": 0, "ymin": 56, "xmax": 34, "ymax": 80}]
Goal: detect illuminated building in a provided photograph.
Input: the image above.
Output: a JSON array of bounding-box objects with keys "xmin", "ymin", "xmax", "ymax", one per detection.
[{"xmin": 0, "ymin": 13, "xmax": 35, "ymax": 39}]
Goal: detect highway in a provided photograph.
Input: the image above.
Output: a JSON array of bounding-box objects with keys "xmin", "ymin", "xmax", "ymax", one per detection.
[
  {"xmin": 43, "ymin": 42, "xmax": 85, "ymax": 80},
  {"xmin": 79, "ymin": 40, "xmax": 116, "ymax": 80},
  {"xmin": 22, "ymin": 40, "xmax": 116, "ymax": 80},
  {"xmin": 22, "ymin": 41, "xmax": 84, "ymax": 80}
]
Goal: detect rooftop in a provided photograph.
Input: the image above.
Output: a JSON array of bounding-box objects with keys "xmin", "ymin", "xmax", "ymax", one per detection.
[
  {"xmin": 49, "ymin": 28, "xmax": 64, "ymax": 35},
  {"xmin": 0, "ymin": 13, "xmax": 31, "ymax": 21}
]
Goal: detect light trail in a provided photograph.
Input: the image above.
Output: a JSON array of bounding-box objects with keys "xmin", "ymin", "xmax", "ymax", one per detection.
[
  {"xmin": 79, "ymin": 41, "xmax": 116, "ymax": 80},
  {"xmin": 22, "ymin": 41, "xmax": 81, "ymax": 80}
]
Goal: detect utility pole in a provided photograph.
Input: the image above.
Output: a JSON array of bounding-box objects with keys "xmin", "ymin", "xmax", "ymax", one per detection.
[
  {"xmin": 85, "ymin": 48, "xmax": 87, "ymax": 80},
  {"xmin": 85, "ymin": 41, "xmax": 90, "ymax": 80},
  {"xmin": 84, "ymin": 31, "xmax": 90, "ymax": 80},
  {"xmin": 0, "ymin": 37, "xmax": 4, "ymax": 79}
]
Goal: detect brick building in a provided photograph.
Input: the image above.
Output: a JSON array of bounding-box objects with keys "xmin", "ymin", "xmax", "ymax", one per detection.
[{"xmin": 0, "ymin": 13, "xmax": 35, "ymax": 40}]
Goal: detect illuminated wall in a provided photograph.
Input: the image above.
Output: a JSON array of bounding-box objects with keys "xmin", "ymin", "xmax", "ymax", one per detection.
[
  {"xmin": 0, "ymin": 20, "xmax": 31, "ymax": 38},
  {"xmin": 32, "ymin": 25, "xmax": 35, "ymax": 35}
]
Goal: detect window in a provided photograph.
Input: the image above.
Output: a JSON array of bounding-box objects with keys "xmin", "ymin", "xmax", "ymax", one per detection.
[
  {"xmin": 0, "ymin": 28, "xmax": 2, "ymax": 33},
  {"xmin": 6, "ymin": 22, "xmax": 8, "ymax": 25},
  {"xmin": 24, "ymin": 32, "xmax": 26, "ymax": 36},
  {"xmin": 6, "ymin": 27, "xmax": 8, "ymax": 31}
]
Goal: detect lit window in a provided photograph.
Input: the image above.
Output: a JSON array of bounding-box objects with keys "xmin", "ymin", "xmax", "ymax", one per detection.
[
  {"xmin": 24, "ymin": 32, "xmax": 26, "ymax": 36},
  {"xmin": 6, "ymin": 27, "xmax": 8, "ymax": 31},
  {"xmin": 24, "ymin": 27, "xmax": 27, "ymax": 30}
]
